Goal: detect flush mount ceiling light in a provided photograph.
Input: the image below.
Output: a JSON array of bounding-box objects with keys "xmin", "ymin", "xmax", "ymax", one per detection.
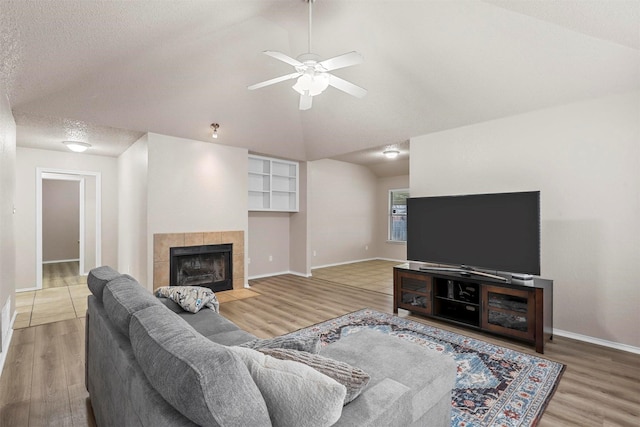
[
  {"xmin": 248, "ymin": 0, "xmax": 366, "ymax": 110},
  {"xmin": 63, "ymin": 141, "xmax": 91, "ymax": 153},
  {"xmin": 383, "ymin": 148, "xmax": 400, "ymax": 159},
  {"xmin": 210, "ymin": 123, "xmax": 220, "ymax": 139}
]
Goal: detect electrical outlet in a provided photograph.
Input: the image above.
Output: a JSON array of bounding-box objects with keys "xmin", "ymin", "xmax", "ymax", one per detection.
[
  {"xmin": 248, "ymin": 258, "xmax": 251, "ymax": 264},
  {"xmin": 268, "ymin": 255, "xmax": 273, "ymax": 262},
  {"xmin": 313, "ymin": 250, "xmax": 317, "ymax": 257},
  {"xmin": 365, "ymin": 245, "xmax": 368, "ymax": 251}
]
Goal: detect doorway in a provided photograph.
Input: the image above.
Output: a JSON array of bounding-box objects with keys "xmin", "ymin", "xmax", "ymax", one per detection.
[
  {"xmin": 36, "ymin": 168, "xmax": 102, "ymax": 290},
  {"xmin": 42, "ymin": 177, "xmax": 81, "ymax": 288}
]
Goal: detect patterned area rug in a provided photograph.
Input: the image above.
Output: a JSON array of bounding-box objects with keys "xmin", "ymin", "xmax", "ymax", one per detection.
[{"xmin": 283, "ymin": 309, "xmax": 565, "ymax": 427}]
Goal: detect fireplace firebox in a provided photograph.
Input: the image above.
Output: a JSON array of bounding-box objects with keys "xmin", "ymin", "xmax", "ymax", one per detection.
[{"xmin": 169, "ymin": 244, "xmax": 233, "ymax": 292}]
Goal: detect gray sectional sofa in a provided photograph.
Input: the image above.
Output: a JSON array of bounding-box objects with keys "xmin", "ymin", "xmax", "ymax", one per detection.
[{"xmin": 85, "ymin": 266, "xmax": 456, "ymax": 426}]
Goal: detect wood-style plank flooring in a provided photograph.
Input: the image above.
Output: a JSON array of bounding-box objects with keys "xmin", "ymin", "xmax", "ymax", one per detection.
[{"xmin": 1, "ymin": 268, "xmax": 639, "ymax": 426}]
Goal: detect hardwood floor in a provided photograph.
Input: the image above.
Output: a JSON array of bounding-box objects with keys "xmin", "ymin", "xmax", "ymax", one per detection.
[{"xmin": 1, "ymin": 271, "xmax": 639, "ymax": 426}]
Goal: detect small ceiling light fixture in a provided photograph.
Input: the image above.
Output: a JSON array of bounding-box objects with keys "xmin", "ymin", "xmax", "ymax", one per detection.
[
  {"xmin": 63, "ymin": 141, "xmax": 91, "ymax": 153},
  {"xmin": 210, "ymin": 123, "xmax": 220, "ymax": 139},
  {"xmin": 383, "ymin": 148, "xmax": 400, "ymax": 159}
]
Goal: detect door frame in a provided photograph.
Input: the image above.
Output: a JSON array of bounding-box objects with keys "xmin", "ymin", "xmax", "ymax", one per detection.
[{"xmin": 36, "ymin": 168, "xmax": 102, "ymax": 289}]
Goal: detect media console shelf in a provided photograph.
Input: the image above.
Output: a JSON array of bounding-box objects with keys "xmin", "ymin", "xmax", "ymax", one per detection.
[{"xmin": 394, "ymin": 263, "xmax": 553, "ymax": 353}]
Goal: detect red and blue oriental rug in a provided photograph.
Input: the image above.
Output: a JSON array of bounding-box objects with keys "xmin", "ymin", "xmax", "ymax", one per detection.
[{"xmin": 283, "ymin": 309, "xmax": 564, "ymax": 427}]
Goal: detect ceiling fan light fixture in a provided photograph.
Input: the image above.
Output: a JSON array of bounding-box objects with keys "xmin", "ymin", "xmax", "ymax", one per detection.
[
  {"xmin": 383, "ymin": 148, "xmax": 400, "ymax": 159},
  {"xmin": 63, "ymin": 141, "xmax": 91, "ymax": 153},
  {"xmin": 292, "ymin": 73, "xmax": 329, "ymax": 97}
]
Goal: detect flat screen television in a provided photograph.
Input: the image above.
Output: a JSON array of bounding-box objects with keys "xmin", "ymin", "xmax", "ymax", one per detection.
[{"xmin": 407, "ymin": 191, "xmax": 540, "ymax": 276}]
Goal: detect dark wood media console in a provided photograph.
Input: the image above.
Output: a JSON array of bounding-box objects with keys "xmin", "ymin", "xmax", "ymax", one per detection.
[{"xmin": 393, "ymin": 264, "xmax": 553, "ymax": 353}]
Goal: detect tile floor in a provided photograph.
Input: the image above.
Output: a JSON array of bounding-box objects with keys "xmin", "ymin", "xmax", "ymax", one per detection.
[{"xmin": 14, "ymin": 284, "xmax": 91, "ymax": 328}]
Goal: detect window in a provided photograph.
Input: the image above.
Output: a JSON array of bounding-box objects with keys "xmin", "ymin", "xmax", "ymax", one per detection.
[{"xmin": 389, "ymin": 189, "xmax": 409, "ymax": 242}]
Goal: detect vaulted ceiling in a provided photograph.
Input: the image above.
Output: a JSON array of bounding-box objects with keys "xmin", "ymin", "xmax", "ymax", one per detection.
[{"xmin": 2, "ymin": 0, "xmax": 638, "ymax": 169}]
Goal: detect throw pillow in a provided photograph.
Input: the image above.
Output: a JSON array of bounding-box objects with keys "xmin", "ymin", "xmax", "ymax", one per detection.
[
  {"xmin": 240, "ymin": 335, "xmax": 321, "ymax": 354},
  {"xmin": 259, "ymin": 348, "xmax": 370, "ymax": 405},
  {"xmin": 229, "ymin": 346, "xmax": 346, "ymax": 427},
  {"xmin": 155, "ymin": 286, "xmax": 219, "ymax": 313}
]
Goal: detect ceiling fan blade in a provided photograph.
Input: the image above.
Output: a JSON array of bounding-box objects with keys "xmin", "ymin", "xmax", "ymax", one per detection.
[
  {"xmin": 327, "ymin": 74, "xmax": 367, "ymax": 98},
  {"xmin": 319, "ymin": 51, "xmax": 364, "ymax": 71},
  {"xmin": 263, "ymin": 51, "xmax": 303, "ymax": 67},
  {"xmin": 248, "ymin": 72, "xmax": 301, "ymax": 90},
  {"xmin": 299, "ymin": 94, "xmax": 313, "ymax": 110}
]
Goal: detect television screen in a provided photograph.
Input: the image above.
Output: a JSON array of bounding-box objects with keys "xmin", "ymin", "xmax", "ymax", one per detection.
[{"xmin": 407, "ymin": 191, "xmax": 540, "ymax": 275}]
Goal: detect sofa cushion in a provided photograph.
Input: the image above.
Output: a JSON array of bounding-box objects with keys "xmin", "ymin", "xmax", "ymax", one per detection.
[
  {"xmin": 87, "ymin": 266, "xmax": 122, "ymax": 301},
  {"xmin": 240, "ymin": 335, "xmax": 321, "ymax": 354},
  {"xmin": 259, "ymin": 348, "xmax": 370, "ymax": 405},
  {"xmin": 229, "ymin": 346, "xmax": 345, "ymax": 427},
  {"xmin": 103, "ymin": 275, "xmax": 163, "ymax": 337},
  {"xmin": 155, "ymin": 286, "xmax": 219, "ymax": 313},
  {"xmin": 130, "ymin": 305, "xmax": 271, "ymax": 427}
]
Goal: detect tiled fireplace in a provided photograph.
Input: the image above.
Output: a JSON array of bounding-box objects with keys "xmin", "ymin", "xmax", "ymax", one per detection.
[{"xmin": 153, "ymin": 231, "xmax": 244, "ymax": 291}]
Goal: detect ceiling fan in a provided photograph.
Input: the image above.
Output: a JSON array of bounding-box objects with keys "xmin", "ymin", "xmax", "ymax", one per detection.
[{"xmin": 248, "ymin": 0, "xmax": 367, "ymax": 110}]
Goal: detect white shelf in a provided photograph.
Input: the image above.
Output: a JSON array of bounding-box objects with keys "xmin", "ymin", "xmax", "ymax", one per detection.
[{"xmin": 248, "ymin": 155, "xmax": 299, "ymax": 212}]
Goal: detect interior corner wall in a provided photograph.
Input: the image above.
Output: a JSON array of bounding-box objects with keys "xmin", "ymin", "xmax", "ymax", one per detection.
[
  {"xmin": 0, "ymin": 89, "xmax": 16, "ymax": 357},
  {"xmin": 375, "ymin": 175, "xmax": 409, "ymax": 261},
  {"xmin": 289, "ymin": 161, "xmax": 309, "ymax": 276},
  {"xmin": 410, "ymin": 92, "xmax": 640, "ymax": 349},
  {"xmin": 248, "ymin": 212, "xmax": 290, "ymax": 278},
  {"xmin": 145, "ymin": 133, "xmax": 248, "ymax": 290},
  {"xmin": 118, "ymin": 134, "xmax": 148, "ymax": 283},
  {"xmin": 15, "ymin": 148, "xmax": 119, "ymax": 290},
  {"xmin": 307, "ymin": 159, "xmax": 377, "ymax": 268}
]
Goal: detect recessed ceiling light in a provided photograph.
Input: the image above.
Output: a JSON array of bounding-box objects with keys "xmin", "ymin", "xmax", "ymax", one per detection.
[{"xmin": 63, "ymin": 141, "xmax": 91, "ymax": 153}]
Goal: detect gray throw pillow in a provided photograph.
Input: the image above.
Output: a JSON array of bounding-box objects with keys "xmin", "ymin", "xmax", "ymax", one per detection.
[
  {"xmin": 87, "ymin": 266, "xmax": 121, "ymax": 301},
  {"xmin": 258, "ymin": 348, "xmax": 370, "ymax": 405},
  {"xmin": 130, "ymin": 306, "xmax": 271, "ymax": 427},
  {"xmin": 240, "ymin": 335, "xmax": 321, "ymax": 354},
  {"xmin": 229, "ymin": 346, "xmax": 345, "ymax": 427}
]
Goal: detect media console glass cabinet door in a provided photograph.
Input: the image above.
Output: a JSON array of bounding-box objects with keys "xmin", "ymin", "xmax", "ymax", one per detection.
[{"xmin": 394, "ymin": 265, "xmax": 553, "ymax": 353}]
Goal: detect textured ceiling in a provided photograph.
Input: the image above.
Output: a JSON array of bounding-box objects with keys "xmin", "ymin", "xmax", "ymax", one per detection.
[{"xmin": 1, "ymin": 0, "xmax": 638, "ymax": 170}]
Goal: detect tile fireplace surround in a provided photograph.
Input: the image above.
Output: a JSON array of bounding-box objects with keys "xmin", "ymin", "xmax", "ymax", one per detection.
[{"xmin": 153, "ymin": 231, "xmax": 245, "ymax": 291}]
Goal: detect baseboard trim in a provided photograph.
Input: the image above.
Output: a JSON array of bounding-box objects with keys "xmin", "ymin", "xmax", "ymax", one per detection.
[
  {"xmin": 0, "ymin": 311, "xmax": 17, "ymax": 378},
  {"xmin": 16, "ymin": 287, "xmax": 38, "ymax": 293},
  {"xmin": 248, "ymin": 271, "xmax": 295, "ymax": 280},
  {"xmin": 42, "ymin": 258, "xmax": 80, "ymax": 264},
  {"xmin": 553, "ymin": 328, "xmax": 640, "ymax": 355},
  {"xmin": 311, "ymin": 258, "xmax": 379, "ymax": 270}
]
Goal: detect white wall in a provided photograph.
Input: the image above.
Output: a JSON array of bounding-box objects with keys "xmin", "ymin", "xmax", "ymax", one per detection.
[
  {"xmin": 42, "ymin": 180, "xmax": 79, "ymax": 262},
  {"xmin": 118, "ymin": 134, "xmax": 148, "ymax": 282},
  {"xmin": 248, "ymin": 212, "xmax": 291, "ymax": 278},
  {"xmin": 15, "ymin": 148, "xmax": 118, "ymax": 290},
  {"xmin": 410, "ymin": 92, "xmax": 640, "ymax": 349},
  {"xmin": 145, "ymin": 133, "xmax": 248, "ymax": 289},
  {"xmin": 375, "ymin": 175, "xmax": 409, "ymax": 261},
  {"xmin": 0, "ymin": 89, "xmax": 16, "ymax": 364},
  {"xmin": 307, "ymin": 159, "xmax": 377, "ymax": 268}
]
